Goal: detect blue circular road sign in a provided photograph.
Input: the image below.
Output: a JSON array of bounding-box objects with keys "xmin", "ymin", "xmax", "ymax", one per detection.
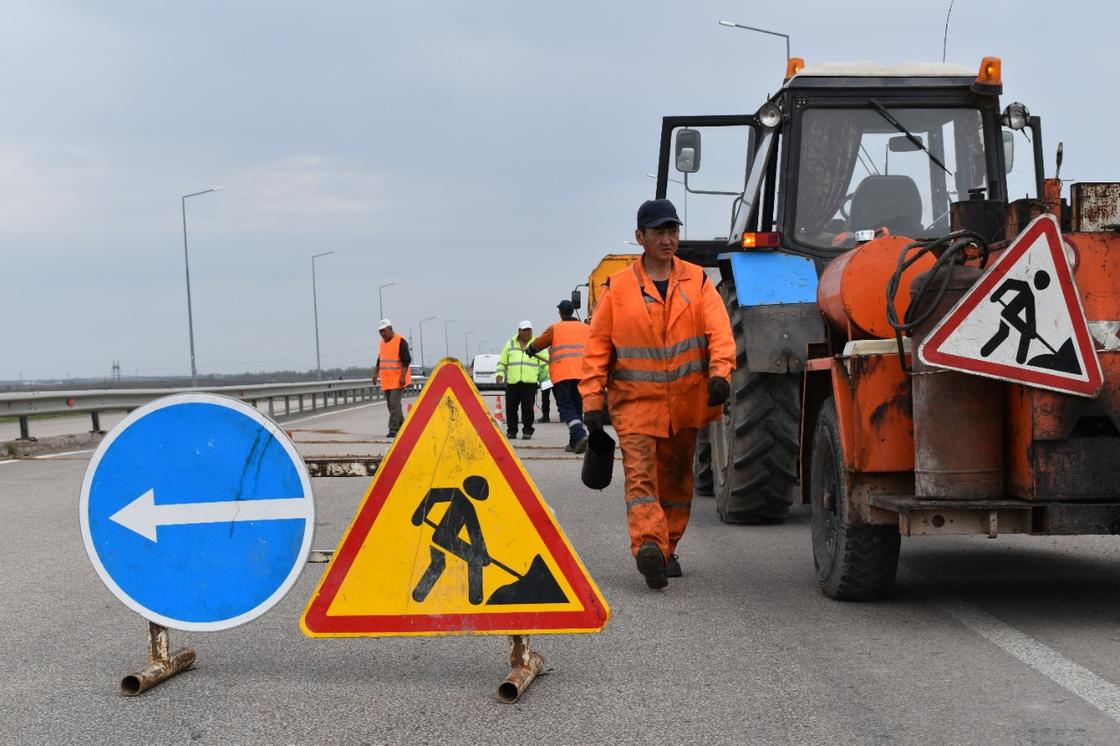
[{"xmin": 80, "ymin": 394, "xmax": 315, "ymax": 631}]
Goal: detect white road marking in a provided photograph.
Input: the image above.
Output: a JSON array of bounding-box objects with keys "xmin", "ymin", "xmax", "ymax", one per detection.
[
  {"xmin": 35, "ymin": 449, "xmax": 95, "ymax": 459},
  {"xmin": 908, "ymin": 567, "xmax": 1120, "ymax": 723},
  {"xmin": 0, "ymin": 459, "xmax": 18, "ymax": 467},
  {"xmin": 282, "ymin": 402, "xmax": 378, "ymax": 426}
]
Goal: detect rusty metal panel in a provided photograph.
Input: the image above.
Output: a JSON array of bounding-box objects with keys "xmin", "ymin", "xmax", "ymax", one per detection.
[
  {"xmin": 829, "ymin": 343, "xmax": 916, "ymax": 474},
  {"xmin": 1071, "ymin": 183, "xmax": 1120, "ymax": 232},
  {"xmin": 1041, "ymin": 503, "xmax": 1120, "ymax": 535}
]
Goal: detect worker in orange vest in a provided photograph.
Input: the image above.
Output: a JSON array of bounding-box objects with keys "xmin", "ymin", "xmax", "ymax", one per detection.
[
  {"xmin": 373, "ymin": 319, "xmax": 412, "ymax": 438},
  {"xmin": 529, "ymin": 300, "xmax": 590, "ymax": 454},
  {"xmin": 580, "ymin": 199, "xmax": 734, "ymax": 590}
]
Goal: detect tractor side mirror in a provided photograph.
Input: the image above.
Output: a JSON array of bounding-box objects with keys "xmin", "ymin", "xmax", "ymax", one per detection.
[
  {"xmin": 675, "ymin": 128, "xmax": 701, "ymax": 173},
  {"xmin": 1002, "ymin": 130, "xmax": 1015, "ymax": 173},
  {"xmin": 888, "ymin": 135, "xmax": 922, "ymax": 152},
  {"xmin": 570, "ymin": 289, "xmax": 582, "ymax": 310}
]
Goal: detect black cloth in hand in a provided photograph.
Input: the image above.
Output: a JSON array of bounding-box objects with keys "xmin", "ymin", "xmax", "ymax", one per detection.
[{"xmin": 707, "ymin": 377, "xmax": 731, "ymax": 407}]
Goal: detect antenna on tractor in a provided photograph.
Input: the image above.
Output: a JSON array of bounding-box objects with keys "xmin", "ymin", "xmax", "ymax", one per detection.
[{"xmin": 942, "ymin": 0, "xmax": 956, "ymax": 62}]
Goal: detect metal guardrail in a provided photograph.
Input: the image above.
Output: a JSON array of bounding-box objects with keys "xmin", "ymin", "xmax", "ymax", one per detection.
[{"xmin": 0, "ymin": 378, "xmax": 424, "ymax": 440}]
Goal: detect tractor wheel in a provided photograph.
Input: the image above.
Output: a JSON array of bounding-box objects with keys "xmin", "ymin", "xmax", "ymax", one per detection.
[
  {"xmin": 712, "ymin": 278, "xmax": 799, "ymax": 524},
  {"xmin": 694, "ymin": 425, "xmax": 714, "ymax": 497},
  {"xmin": 810, "ymin": 398, "xmax": 900, "ymax": 601}
]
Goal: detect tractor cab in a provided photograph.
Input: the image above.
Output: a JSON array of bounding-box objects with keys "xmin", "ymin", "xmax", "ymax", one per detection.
[{"xmin": 655, "ymin": 57, "xmax": 1044, "ymax": 266}]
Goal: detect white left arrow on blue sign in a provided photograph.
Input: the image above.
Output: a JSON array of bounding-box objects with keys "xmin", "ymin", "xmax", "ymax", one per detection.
[{"xmin": 110, "ymin": 488, "xmax": 312, "ymax": 542}]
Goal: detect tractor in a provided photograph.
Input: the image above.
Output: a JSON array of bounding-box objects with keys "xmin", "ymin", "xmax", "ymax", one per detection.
[{"xmin": 655, "ymin": 56, "xmax": 1120, "ymax": 599}]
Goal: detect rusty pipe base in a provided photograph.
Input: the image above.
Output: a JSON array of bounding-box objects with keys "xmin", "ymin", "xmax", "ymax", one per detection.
[
  {"xmin": 497, "ymin": 635, "xmax": 544, "ymax": 704},
  {"xmin": 120, "ymin": 622, "xmax": 196, "ymax": 696}
]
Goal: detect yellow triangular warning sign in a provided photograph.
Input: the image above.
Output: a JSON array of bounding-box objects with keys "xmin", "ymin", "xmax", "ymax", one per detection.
[{"xmin": 301, "ymin": 359, "xmax": 610, "ymax": 637}]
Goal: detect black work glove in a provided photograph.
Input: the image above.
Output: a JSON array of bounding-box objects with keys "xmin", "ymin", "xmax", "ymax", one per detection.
[
  {"xmin": 583, "ymin": 410, "xmax": 606, "ymax": 431},
  {"xmin": 525, "ymin": 345, "xmax": 539, "ymax": 356},
  {"xmin": 707, "ymin": 377, "xmax": 730, "ymax": 407}
]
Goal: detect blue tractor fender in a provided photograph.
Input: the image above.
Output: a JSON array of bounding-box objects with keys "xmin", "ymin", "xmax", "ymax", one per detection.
[{"xmin": 717, "ymin": 251, "xmax": 827, "ymax": 374}]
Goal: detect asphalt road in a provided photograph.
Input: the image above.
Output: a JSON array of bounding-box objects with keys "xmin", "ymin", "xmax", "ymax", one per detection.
[{"xmin": 3, "ymin": 394, "xmax": 1120, "ymax": 744}]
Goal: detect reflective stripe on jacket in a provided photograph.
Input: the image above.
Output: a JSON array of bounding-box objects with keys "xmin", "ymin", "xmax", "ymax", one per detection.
[
  {"xmin": 497, "ymin": 336, "xmax": 548, "ymax": 385},
  {"xmin": 378, "ymin": 334, "xmax": 412, "ymax": 390},
  {"xmin": 579, "ymin": 256, "xmax": 735, "ymax": 437},
  {"xmin": 540, "ymin": 319, "xmax": 589, "ymax": 383}
]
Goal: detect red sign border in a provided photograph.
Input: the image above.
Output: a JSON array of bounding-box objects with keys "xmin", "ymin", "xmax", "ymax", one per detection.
[
  {"xmin": 919, "ymin": 215, "xmax": 1103, "ymax": 397},
  {"xmin": 302, "ymin": 361, "xmax": 610, "ymax": 636}
]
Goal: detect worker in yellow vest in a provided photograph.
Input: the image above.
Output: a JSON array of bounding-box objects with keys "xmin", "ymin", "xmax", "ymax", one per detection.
[
  {"xmin": 496, "ymin": 320, "xmax": 549, "ymax": 440},
  {"xmin": 373, "ymin": 319, "xmax": 412, "ymax": 438},
  {"xmin": 529, "ymin": 300, "xmax": 590, "ymax": 453}
]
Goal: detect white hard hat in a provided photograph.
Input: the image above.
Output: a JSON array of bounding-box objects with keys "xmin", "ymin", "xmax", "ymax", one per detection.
[
  {"xmin": 378, "ymin": 319, "xmax": 392, "ymax": 330},
  {"xmin": 518, "ymin": 319, "xmax": 533, "ymax": 330}
]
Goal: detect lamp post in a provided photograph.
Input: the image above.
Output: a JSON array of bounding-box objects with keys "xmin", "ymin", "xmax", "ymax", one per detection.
[
  {"xmin": 443, "ymin": 318, "xmax": 457, "ymax": 361},
  {"xmin": 419, "ymin": 315, "xmax": 439, "ymax": 372},
  {"xmin": 718, "ymin": 19, "xmax": 791, "ymax": 61},
  {"xmin": 311, "ymin": 250, "xmax": 337, "ymax": 380},
  {"xmin": 181, "ymin": 186, "xmax": 222, "ymax": 387},
  {"xmin": 464, "ymin": 330, "xmax": 476, "ymax": 361},
  {"xmin": 647, "ymin": 172, "xmax": 688, "ymax": 238},
  {"xmin": 477, "ymin": 339, "xmax": 487, "ymax": 355},
  {"xmin": 378, "ymin": 281, "xmax": 397, "ymax": 321}
]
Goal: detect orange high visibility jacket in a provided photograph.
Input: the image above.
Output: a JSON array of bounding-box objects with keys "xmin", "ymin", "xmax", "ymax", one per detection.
[
  {"xmin": 533, "ymin": 319, "xmax": 590, "ymax": 384},
  {"xmin": 377, "ymin": 334, "xmax": 411, "ymax": 390},
  {"xmin": 579, "ymin": 256, "xmax": 734, "ymax": 437}
]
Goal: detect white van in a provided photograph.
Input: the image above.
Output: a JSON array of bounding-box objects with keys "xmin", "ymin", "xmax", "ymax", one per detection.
[{"xmin": 471, "ymin": 354, "xmax": 502, "ymax": 390}]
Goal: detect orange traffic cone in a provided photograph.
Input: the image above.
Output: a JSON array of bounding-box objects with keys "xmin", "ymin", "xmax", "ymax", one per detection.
[{"xmin": 494, "ymin": 395, "xmax": 504, "ymax": 422}]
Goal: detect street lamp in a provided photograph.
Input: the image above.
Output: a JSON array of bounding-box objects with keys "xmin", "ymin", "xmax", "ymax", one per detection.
[
  {"xmin": 311, "ymin": 250, "xmax": 337, "ymax": 381},
  {"xmin": 419, "ymin": 315, "xmax": 439, "ymax": 372},
  {"xmin": 477, "ymin": 339, "xmax": 487, "ymax": 355},
  {"xmin": 464, "ymin": 330, "xmax": 476, "ymax": 361},
  {"xmin": 647, "ymin": 172, "xmax": 688, "ymax": 239},
  {"xmin": 378, "ymin": 281, "xmax": 397, "ymax": 321},
  {"xmin": 443, "ymin": 318, "xmax": 457, "ymax": 361},
  {"xmin": 181, "ymin": 186, "xmax": 222, "ymax": 387},
  {"xmin": 718, "ymin": 19, "xmax": 791, "ymax": 61}
]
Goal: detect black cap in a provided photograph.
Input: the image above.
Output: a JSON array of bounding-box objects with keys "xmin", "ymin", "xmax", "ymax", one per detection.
[
  {"xmin": 557, "ymin": 299, "xmax": 574, "ymax": 314},
  {"xmin": 636, "ymin": 199, "xmax": 682, "ymax": 229}
]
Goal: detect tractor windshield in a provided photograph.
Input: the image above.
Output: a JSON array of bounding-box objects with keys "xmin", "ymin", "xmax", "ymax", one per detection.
[{"xmin": 792, "ymin": 106, "xmax": 989, "ymax": 249}]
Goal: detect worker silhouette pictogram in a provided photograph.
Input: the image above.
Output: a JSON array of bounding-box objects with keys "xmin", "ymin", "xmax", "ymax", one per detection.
[
  {"xmin": 979, "ymin": 269, "xmax": 1081, "ymax": 374},
  {"xmin": 980, "ymin": 270, "xmax": 1050, "ymax": 363},
  {"xmin": 410, "ymin": 475, "xmax": 491, "ymax": 605}
]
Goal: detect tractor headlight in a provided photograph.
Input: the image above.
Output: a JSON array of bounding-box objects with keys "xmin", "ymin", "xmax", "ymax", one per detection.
[{"xmin": 757, "ymin": 102, "xmax": 782, "ymax": 129}]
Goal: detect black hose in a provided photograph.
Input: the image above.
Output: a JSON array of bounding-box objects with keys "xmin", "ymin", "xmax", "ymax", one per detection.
[{"xmin": 885, "ymin": 230, "xmax": 991, "ymax": 372}]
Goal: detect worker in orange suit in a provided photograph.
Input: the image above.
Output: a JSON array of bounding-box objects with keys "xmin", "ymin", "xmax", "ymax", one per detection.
[
  {"xmin": 373, "ymin": 319, "xmax": 412, "ymax": 438},
  {"xmin": 528, "ymin": 299, "xmax": 590, "ymax": 454},
  {"xmin": 579, "ymin": 199, "xmax": 734, "ymax": 590}
]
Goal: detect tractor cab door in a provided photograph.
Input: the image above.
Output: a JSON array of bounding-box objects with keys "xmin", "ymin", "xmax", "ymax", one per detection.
[{"xmin": 654, "ymin": 115, "xmax": 775, "ymax": 267}]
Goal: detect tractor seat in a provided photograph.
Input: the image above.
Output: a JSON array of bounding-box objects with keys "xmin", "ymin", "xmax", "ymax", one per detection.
[{"xmin": 848, "ymin": 175, "xmax": 924, "ymax": 237}]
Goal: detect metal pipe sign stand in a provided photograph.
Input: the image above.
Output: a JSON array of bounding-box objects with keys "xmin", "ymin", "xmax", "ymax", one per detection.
[{"xmin": 79, "ymin": 394, "xmax": 315, "ymax": 695}]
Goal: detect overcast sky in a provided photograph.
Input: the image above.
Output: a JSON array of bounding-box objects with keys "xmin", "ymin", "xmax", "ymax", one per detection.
[{"xmin": 3, "ymin": 1, "xmax": 1116, "ymax": 380}]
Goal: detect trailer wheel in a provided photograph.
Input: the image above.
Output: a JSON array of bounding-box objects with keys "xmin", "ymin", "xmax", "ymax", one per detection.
[
  {"xmin": 810, "ymin": 398, "xmax": 900, "ymax": 601},
  {"xmin": 694, "ymin": 425, "xmax": 714, "ymax": 497},
  {"xmin": 712, "ymin": 278, "xmax": 798, "ymax": 524}
]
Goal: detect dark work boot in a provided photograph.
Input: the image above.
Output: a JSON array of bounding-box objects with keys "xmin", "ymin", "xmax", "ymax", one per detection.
[
  {"xmin": 635, "ymin": 542, "xmax": 667, "ymax": 590},
  {"xmin": 665, "ymin": 554, "xmax": 682, "ymax": 578}
]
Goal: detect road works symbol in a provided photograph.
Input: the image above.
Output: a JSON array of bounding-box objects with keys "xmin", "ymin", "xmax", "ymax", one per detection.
[
  {"xmin": 301, "ymin": 359, "xmax": 609, "ymax": 637},
  {"xmin": 918, "ymin": 214, "xmax": 1104, "ymax": 397},
  {"xmin": 80, "ymin": 394, "xmax": 315, "ymax": 632}
]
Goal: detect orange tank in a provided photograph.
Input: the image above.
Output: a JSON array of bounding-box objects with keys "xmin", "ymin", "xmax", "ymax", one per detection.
[{"xmin": 817, "ymin": 235, "xmax": 936, "ymax": 339}]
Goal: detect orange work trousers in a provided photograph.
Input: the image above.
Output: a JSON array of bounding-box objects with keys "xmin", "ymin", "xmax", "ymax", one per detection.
[{"xmin": 618, "ymin": 428, "xmax": 698, "ymax": 559}]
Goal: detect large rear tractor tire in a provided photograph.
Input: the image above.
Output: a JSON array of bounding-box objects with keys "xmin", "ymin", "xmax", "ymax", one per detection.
[
  {"xmin": 712, "ymin": 278, "xmax": 800, "ymax": 524},
  {"xmin": 810, "ymin": 398, "xmax": 900, "ymax": 601},
  {"xmin": 694, "ymin": 425, "xmax": 714, "ymax": 497}
]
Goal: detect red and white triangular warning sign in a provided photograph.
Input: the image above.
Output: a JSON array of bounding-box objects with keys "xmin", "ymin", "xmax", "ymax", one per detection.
[
  {"xmin": 919, "ymin": 214, "xmax": 1103, "ymax": 397},
  {"xmin": 301, "ymin": 359, "xmax": 610, "ymax": 637}
]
